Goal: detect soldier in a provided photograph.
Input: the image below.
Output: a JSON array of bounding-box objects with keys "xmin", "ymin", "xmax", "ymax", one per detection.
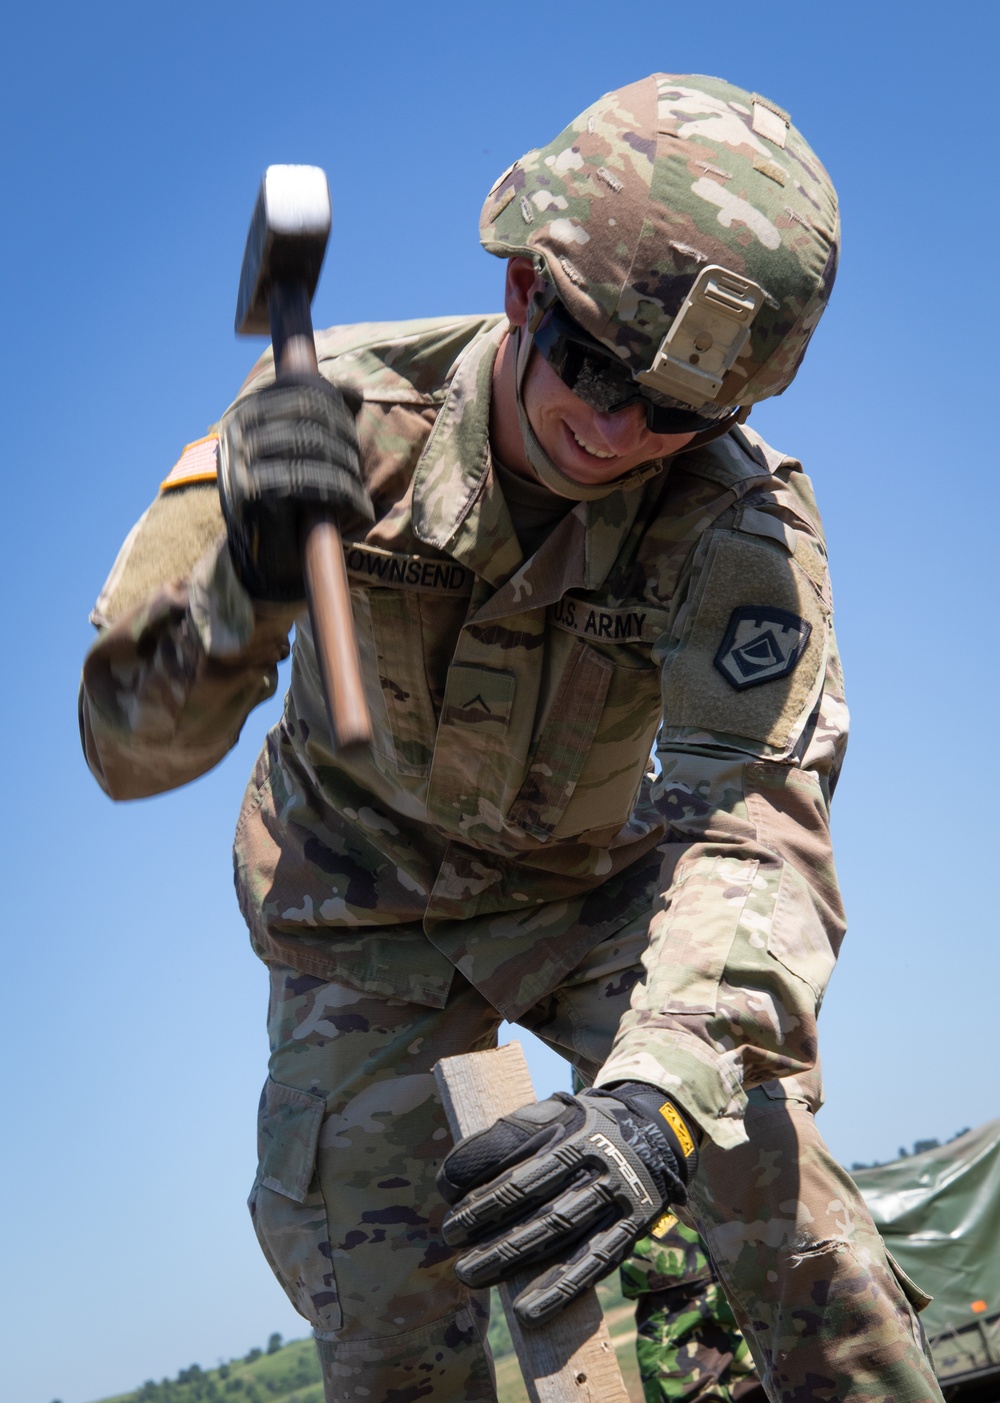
[
  {"xmin": 623, "ymin": 1220, "xmax": 764, "ymax": 1403},
  {"xmin": 80, "ymin": 75, "xmax": 941, "ymax": 1403}
]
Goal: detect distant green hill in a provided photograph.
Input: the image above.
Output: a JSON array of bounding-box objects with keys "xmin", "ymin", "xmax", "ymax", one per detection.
[
  {"xmin": 94, "ymin": 1334, "xmax": 323, "ymax": 1403},
  {"xmin": 92, "ymin": 1335, "xmax": 319, "ymax": 1403},
  {"xmin": 87, "ymin": 1281, "xmax": 643, "ymax": 1403}
]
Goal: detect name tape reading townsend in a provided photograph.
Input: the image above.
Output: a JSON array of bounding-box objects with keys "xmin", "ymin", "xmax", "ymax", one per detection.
[{"xmin": 344, "ymin": 542, "xmax": 475, "ymax": 595}]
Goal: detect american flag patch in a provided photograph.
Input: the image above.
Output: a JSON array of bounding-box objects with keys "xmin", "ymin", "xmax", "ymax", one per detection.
[{"xmin": 160, "ymin": 434, "xmax": 219, "ymax": 492}]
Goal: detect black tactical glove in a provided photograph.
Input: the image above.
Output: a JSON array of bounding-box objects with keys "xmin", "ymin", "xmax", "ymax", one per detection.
[
  {"xmin": 218, "ymin": 377, "xmax": 374, "ymax": 601},
  {"xmin": 437, "ymin": 1083, "xmax": 698, "ymax": 1328}
]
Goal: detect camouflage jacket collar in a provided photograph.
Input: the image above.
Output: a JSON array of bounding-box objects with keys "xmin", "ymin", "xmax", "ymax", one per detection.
[
  {"xmin": 411, "ymin": 321, "xmax": 518, "ymax": 585},
  {"xmin": 411, "ymin": 321, "xmax": 650, "ymax": 608}
]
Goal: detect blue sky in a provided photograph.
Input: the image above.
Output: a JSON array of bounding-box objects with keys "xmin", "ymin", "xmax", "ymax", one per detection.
[{"xmin": 3, "ymin": 3, "xmax": 998, "ymax": 1401}]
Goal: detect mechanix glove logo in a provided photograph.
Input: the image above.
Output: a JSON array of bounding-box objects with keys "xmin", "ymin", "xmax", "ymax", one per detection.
[{"xmin": 714, "ymin": 606, "xmax": 811, "ymax": 690}]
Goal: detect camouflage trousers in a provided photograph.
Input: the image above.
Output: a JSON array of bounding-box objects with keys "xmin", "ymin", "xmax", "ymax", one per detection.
[
  {"xmin": 249, "ymin": 925, "xmax": 942, "ymax": 1403},
  {"xmin": 624, "ymin": 1220, "xmax": 764, "ymax": 1402}
]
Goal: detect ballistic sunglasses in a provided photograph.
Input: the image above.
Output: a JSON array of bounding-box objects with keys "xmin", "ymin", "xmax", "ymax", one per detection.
[{"xmin": 532, "ymin": 302, "xmax": 737, "ymax": 435}]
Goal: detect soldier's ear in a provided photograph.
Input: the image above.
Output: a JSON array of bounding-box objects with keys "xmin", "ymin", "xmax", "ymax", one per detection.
[{"xmin": 504, "ymin": 256, "xmax": 541, "ymax": 327}]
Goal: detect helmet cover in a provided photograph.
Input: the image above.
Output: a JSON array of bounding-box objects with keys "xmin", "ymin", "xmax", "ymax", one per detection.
[{"xmin": 481, "ymin": 74, "xmax": 839, "ymax": 408}]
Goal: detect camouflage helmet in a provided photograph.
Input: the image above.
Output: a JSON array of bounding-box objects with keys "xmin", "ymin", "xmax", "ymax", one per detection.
[{"xmin": 480, "ymin": 73, "xmax": 839, "ymax": 410}]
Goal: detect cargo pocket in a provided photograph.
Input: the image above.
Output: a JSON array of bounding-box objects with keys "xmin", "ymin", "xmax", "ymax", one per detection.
[{"xmin": 248, "ymin": 1077, "xmax": 341, "ymax": 1331}]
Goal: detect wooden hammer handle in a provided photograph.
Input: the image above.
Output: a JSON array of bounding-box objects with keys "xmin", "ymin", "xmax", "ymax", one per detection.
[{"xmin": 269, "ymin": 281, "xmax": 372, "ymax": 754}]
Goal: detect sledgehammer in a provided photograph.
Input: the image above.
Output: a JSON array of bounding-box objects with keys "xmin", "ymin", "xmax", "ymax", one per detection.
[{"xmin": 235, "ymin": 164, "xmax": 372, "ymax": 753}]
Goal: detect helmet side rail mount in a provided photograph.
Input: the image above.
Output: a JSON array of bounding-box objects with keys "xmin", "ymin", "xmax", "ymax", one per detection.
[{"xmin": 634, "ymin": 266, "xmax": 769, "ymax": 408}]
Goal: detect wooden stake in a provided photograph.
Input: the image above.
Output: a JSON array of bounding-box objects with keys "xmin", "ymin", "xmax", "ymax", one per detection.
[{"xmin": 434, "ymin": 1043, "xmax": 631, "ymax": 1403}]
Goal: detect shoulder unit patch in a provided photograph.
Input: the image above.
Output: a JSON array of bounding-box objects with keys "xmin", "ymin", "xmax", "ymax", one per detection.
[{"xmin": 714, "ymin": 605, "xmax": 811, "ymax": 690}]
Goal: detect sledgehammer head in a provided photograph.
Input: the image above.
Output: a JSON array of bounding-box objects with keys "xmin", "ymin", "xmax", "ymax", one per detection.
[{"xmin": 235, "ymin": 165, "xmax": 332, "ymax": 335}]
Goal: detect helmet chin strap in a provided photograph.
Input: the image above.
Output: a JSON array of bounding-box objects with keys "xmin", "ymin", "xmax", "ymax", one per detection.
[{"xmin": 511, "ymin": 325, "xmax": 668, "ymax": 501}]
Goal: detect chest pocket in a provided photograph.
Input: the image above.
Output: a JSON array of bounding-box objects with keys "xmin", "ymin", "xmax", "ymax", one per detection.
[
  {"xmin": 506, "ymin": 638, "xmax": 615, "ymax": 841},
  {"xmin": 352, "ymin": 560, "xmax": 472, "ymax": 780},
  {"xmin": 362, "ymin": 590, "xmax": 439, "ymax": 777},
  {"xmin": 507, "ymin": 601, "xmax": 670, "ymax": 844},
  {"xmin": 426, "ymin": 665, "xmax": 518, "ymax": 835}
]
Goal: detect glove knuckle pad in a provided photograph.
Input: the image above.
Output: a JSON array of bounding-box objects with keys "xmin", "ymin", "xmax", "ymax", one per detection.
[{"xmin": 218, "ymin": 378, "xmax": 372, "ymax": 600}]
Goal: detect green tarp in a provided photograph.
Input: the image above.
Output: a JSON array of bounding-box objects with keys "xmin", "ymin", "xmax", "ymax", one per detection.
[{"xmin": 853, "ymin": 1118, "xmax": 1000, "ymax": 1385}]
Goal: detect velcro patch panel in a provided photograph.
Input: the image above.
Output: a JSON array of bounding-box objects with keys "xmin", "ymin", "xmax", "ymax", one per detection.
[
  {"xmin": 662, "ymin": 530, "xmax": 829, "ymax": 751},
  {"xmin": 440, "ymin": 665, "xmax": 516, "ymax": 732}
]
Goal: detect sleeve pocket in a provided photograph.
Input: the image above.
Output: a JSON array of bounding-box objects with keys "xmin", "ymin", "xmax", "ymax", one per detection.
[
  {"xmin": 884, "ymin": 1247, "xmax": 933, "ymax": 1314},
  {"xmin": 649, "ymin": 856, "xmax": 758, "ymax": 1014},
  {"xmin": 767, "ymin": 862, "xmax": 839, "ymax": 1001}
]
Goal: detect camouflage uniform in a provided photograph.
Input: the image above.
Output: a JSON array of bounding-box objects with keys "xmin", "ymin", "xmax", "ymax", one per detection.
[
  {"xmin": 80, "ymin": 75, "xmax": 942, "ymax": 1403},
  {"xmin": 623, "ymin": 1220, "xmax": 763, "ymax": 1403}
]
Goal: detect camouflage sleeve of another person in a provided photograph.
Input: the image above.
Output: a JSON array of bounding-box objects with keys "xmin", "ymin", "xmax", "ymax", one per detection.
[
  {"xmin": 596, "ymin": 469, "xmax": 848, "ymax": 1150},
  {"xmin": 622, "ymin": 1219, "xmax": 763, "ymax": 1403},
  {"xmin": 79, "ymin": 474, "xmax": 298, "ymax": 800}
]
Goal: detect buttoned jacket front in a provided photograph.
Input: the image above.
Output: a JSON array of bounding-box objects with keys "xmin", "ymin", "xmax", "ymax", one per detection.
[{"xmin": 81, "ymin": 314, "xmax": 847, "ymax": 1147}]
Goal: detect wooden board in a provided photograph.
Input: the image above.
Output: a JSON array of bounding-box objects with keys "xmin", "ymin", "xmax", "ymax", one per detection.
[{"xmin": 434, "ymin": 1043, "xmax": 631, "ymax": 1403}]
